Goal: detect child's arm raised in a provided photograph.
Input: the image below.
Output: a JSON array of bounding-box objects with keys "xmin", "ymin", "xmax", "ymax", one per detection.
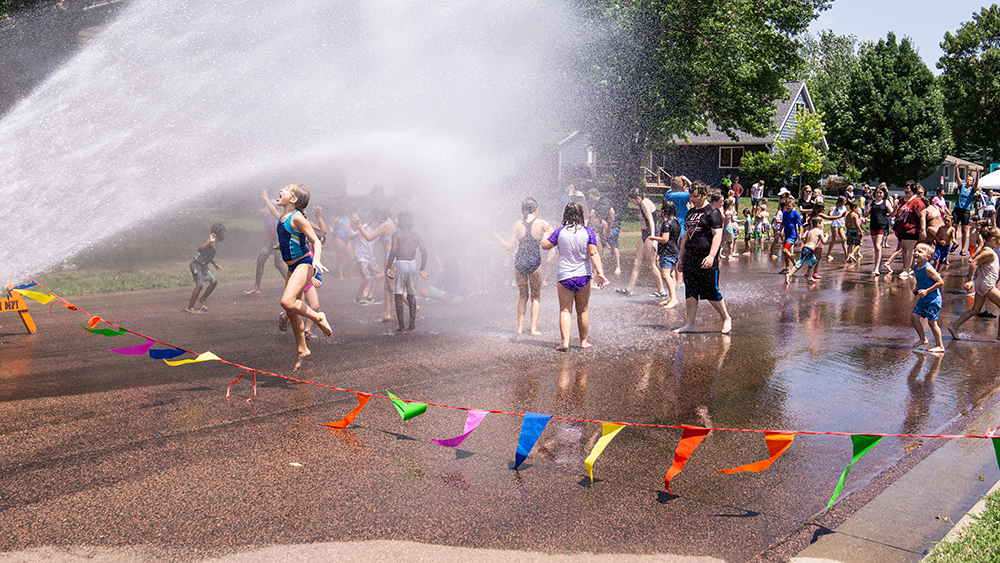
[
  {"xmin": 351, "ymin": 214, "xmax": 388, "ymax": 242},
  {"xmin": 262, "ymin": 190, "xmax": 281, "ymax": 219}
]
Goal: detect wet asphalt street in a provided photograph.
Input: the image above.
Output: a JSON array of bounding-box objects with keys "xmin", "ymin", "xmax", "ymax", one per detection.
[{"xmin": 3, "ymin": 247, "xmax": 1000, "ymax": 562}]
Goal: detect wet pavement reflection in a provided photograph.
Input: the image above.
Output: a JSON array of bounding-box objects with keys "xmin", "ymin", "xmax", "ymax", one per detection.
[{"xmin": 3, "ymin": 250, "xmax": 1000, "ymax": 561}]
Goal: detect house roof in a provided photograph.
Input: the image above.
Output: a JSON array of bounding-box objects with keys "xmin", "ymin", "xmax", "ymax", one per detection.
[
  {"xmin": 943, "ymin": 155, "xmax": 984, "ymax": 171},
  {"xmin": 671, "ymin": 81, "xmax": 816, "ymax": 146}
]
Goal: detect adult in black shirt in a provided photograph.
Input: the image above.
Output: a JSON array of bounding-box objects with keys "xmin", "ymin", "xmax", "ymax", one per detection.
[{"xmin": 674, "ymin": 181, "xmax": 733, "ymax": 334}]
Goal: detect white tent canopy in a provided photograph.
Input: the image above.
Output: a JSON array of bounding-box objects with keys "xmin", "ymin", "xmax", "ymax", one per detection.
[{"xmin": 979, "ymin": 168, "xmax": 1000, "ymax": 189}]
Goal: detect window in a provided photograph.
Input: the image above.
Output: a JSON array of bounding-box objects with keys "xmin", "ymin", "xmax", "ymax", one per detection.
[{"xmin": 719, "ymin": 146, "xmax": 744, "ymax": 168}]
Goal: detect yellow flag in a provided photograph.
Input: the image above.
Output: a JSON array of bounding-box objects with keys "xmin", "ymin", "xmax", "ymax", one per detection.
[
  {"xmin": 584, "ymin": 423, "xmax": 626, "ymax": 482},
  {"xmin": 163, "ymin": 351, "xmax": 221, "ymax": 366},
  {"xmin": 12, "ymin": 289, "xmax": 54, "ymax": 305}
]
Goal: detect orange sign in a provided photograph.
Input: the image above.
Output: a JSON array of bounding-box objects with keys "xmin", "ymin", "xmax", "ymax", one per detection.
[{"xmin": 2, "ymin": 288, "xmax": 37, "ymax": 333}]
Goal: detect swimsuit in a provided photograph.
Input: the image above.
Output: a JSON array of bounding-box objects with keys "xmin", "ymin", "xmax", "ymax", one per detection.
[
  {"xmin": 514, "ymin": 219, "xmax": 542, "ymax": 276},
  {"xmin": 974, "ymin": 247, "xmax": 999, "ymax": 296},
  {"xmin": 277, "ymin": 210, "xmax": 309, "ymax": 262}
]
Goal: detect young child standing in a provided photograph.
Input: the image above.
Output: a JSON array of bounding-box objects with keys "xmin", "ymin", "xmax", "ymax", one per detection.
[
  {"xmin": 386, "ymin": 211, "xmax": 430, "ymax": 333},
  {"xmin": 275, "ymin": 183, "xmax": 332, "ymax": 371},
  {"xmin": 844, "ymin": 202, "xmax": 864, "ymax": 263},
  {"xmin": 911, "ymin": 243, "xmax": 945, "ymax": 353},
  {"xmin": 933, "ymin": 215, "xmax": 956, "ymax": 269},
  {"xmin": 650, "ymin": 201, "xmax": 681, "ymax": 308},
  {"xmin": 949, "ymin": 226, "xmax": 1000, "ymax": 341},
  {"xmin": 779, "ymin": 199, "xmax": 802, "ymax": 274},
  {"xmin": 187, "ymin": 223, "xmax": 225, "ymax": 313},
  {"xmin": 785, "ymin": 217, "xmax": 827, "ymax": 283}
]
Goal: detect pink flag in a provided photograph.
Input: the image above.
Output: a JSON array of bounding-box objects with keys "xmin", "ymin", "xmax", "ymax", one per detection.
[{"xmin": 432, "ymin": 410, "xmax": 489, "ymax": 447}]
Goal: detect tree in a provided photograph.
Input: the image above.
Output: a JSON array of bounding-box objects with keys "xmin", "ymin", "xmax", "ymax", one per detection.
[
  {"xmin": 738, "ymin": 150, "xmax": 785, "ymax": 192},
  {"xmin": 938, "ymin": 4, "xmax": 1000, "ymax": 169},
  {"xmin": 582, "ymin": 0, "xmax": 830, "ymax": 205},
  {"xmin": 772, "ymin": 108, "xmax": 827, "ymax": 189},
  {"xmin": 824, "ymin": 33, "xmax": 952, "ymax": 186},
  {"xmin": 798, "ymin": 30, "xmax": 859, "ymax": 116}
]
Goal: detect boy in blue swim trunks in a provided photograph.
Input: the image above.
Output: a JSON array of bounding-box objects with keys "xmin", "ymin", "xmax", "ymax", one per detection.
[
  {"xmin": 911, "ymin": 243, "xmax": 945, "ymax": 352},
  {"xmin": 187, "ymin": 223, "xmax": 225, "ymax": 313},
  {"xmin": 785, "ymin": 217, "xmax": 826, "ymax": 283}
]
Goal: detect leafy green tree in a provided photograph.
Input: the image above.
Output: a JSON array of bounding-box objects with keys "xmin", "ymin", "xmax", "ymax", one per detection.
[
  {"xmin": 738, "ymin": 150, "xmax": 785, "ymax": 192},
  {"xmin": 772, "ymin": 109, "xmax": 827, "ymax": 188},
  {"xmin": 798, "ymin": 30, "xmax": 859, "ymax": 116},
  {"xmin": 583, "ymin": 0, "xmax": 829, "ymax": 201},
  {"xmin": 825, "ymin": 33, "xmax": 952, "ymax": 186},
  {"xmin": 938, "ymin": 4, "xmax": 1000, "ymax": 169}
]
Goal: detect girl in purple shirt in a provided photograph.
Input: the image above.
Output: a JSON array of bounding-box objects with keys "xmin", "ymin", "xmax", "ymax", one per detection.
[{"xmin": 542, "ymin": 202, "xmax": 608, "ymax": 350}]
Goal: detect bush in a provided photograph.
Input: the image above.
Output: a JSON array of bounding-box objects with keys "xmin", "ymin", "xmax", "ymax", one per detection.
[{"xmin": 739, "ymin": 151, "xmax": 785, "ymax": 195}]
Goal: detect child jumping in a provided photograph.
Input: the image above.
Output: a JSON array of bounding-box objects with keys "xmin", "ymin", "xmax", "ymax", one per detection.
[
  {"xmin": 274, "ymin": 183, "xmax": 332, "ymax": 371},
  {"xmin": 187, "ymin": 223, "xmax": 225, "ymax": 313},
  {"xmin": 785, "ymin": 217, "xmax": 827, "ymax": 283},
  {"xmin": 386, "ymin": 211, "xmax": 430, "ymax": 333},
  {"xmin": 911, "ymin": 243, "xmax": 945, "ymax": 352}
]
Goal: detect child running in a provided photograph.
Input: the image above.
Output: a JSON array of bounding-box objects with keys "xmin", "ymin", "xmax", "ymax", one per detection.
[
  {"xmin": 949, "ymin": 226, "xmax": 1000, "ymax": 341},
  {"xmin": 541, "ymin": 201, "xmax": 608, "ymax": 350},
  {"xmin": 386, "ymin": 211, "xmax": 430, "ymax": 333},
  {"xmin": 187, "ymin": 223, "xmax": 225, "ymax": 313},
  {"xmin": 274, "ymin": 183, "xmax": 332, "ymax": 371},
  {"xmin": 910, "ymin": 243, "xmax": 945, "ymax": 353},
  {"xmin": 785, "ymin": 217, "xmax": 827, "ymax": 283}
]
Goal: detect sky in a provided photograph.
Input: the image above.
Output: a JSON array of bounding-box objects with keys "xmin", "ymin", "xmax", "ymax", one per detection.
[{"xmin": 808, "ymin": 0, "xmax": 994, "ymax": 73}]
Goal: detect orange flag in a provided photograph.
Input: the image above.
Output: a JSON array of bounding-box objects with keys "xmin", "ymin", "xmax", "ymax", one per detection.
[
  {"xmin": 324, "ymin": 393, "xmax": 372, "ymax": 429},
  {"xmin": 717, "ymin": 432, "xmax": 795, "ymax": 474},
  {"xmin": 664, "ymin": 425, "xmax": 710, "ymax": 495}
]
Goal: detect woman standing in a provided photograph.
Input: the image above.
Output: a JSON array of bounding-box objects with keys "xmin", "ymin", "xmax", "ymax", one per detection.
[
  {"xmin": 494, "ymin": 198, "xmax": 551, "ymax": 336},
  {"xmin": 865, "ymin": 186, "xmax": 894, "ymax": 276}
]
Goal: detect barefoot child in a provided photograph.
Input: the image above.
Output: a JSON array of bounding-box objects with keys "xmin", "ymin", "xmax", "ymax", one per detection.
[
  {"xmin": 673, "ymin": 182, "xmax": 732, "ymax": 334},
  {"xmin": 844, "ymin": 202, "xmax": 864, "ymax": 263},
  {"xmin": 541, "ymin": 201, "xmax": 609, "ymax": 349},
  {"xmin": 911, "ymin": 243, "xmax": 945, "ymax": 352},
  {"xmin": 949, "ymin": 226, "xmax": 1000, "ymax": 341},
  {"xmin": 650, "ymin": 201, "xmax": 680, "ymax": 308},
  {"xmin": 275, "ymin": 183, "xmax": 332, "ymax": 371},
  {"xmin": 386, "ymin": 211, "xmax": 430, "ymax": 332},
  {"xmin": 779, "ymin": 199, "xmax": 803, "ymax": 274},
  {"xmin": 933, "ymin": 215, "xmax": 956, "ymax": 270},
  {"xmin": 187, "ymin": 223, "xmax": 225, "ymax": 313},
  {"xmin": 785, "ymin": 217, "xmax": 827, "ymax": 283}
]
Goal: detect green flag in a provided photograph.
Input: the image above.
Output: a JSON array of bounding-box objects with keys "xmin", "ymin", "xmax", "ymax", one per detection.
[{"xmin": 826, "ymin": 434, "xmax": 882, "ymax": 511}]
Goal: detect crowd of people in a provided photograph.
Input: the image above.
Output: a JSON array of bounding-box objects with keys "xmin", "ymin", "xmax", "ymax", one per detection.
[{"xmin": 186, "ymin": 172, "xmax": 1000, "ymax": 370}]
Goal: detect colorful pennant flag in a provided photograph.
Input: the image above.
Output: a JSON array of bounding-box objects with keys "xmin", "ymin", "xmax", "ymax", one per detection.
[
  {"xmin": 513, "ymin": 412, "xmax": 552, "ymax": 469},
  {"xmin": 11, "ymin": 282, "xmax": 37, "ymax": 290},
  {"xmin": 584, "ymin": 423, "xmax": 626, "ymax": 483},
  {"xmin": 13, "ymin": 289, "xmax": 55, "ymax": 305},
  {"xmin": 826, "ymin": 434, "xmax": 882, "ymax": 511},
  {"xmin": 79, "ymin": 324, "xmax": 128, "ymax": 337},
  {"xmin": 991, "ymin": 437, "xmax": 1000, "ymax": 474},
  {"xmin": 718, "ymin": 432, "xmax": 796, "ymax": 474},
  {"xmin": 149, "ymin": 348, "xmax": 187, "ymax": 360},
  {"xmin": 664, "ymin": 425, "xmax": 711, "ymax": 495},
  {"xmin": 87, "ymin": 316, "xmax": 102, "ymax": 328},
  {"xmin": 163, "ymin": 351, "xmax": 221, "ymax": 366},
  {"xmin": 108, "ymin": 338, "xmax": 155, "ymax": 355},
  {"xmin": 432, "ymin": 410, "xmax": 488, "ymax": 447},
  {"xmin": 325, "ymin": 393, "xmax": 373, "ymax": 429},
  {"xmin": 387, "ymin": 391, "xmax": 428, "ymax": 421}
]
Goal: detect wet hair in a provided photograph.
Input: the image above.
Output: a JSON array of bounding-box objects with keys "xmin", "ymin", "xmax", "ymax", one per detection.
[
  {"xmin": 811, "ymin": 217, "xmax": 823, "ymax": 228},
  {"xmin": 781, "ymin": 199, "xmax": 794, "ymax": 210},
  {"xmin": 710, "ymin": 193, "xmax": 724, "ymax": 204},
  {"xmin": 661, "ymin": 200, "xmax": 676, "ymax": 218},
  {"xmin": 690, "ymin": 181, "xmax": 710, "ymax": 197},
  {"xmin": 397, "ymin": 211, "xmax": 414, "ymax": 231},
  {"xmin": 915, "ymin": 242, "xmax": 935, "ymax": 256},
  {"xmin": 287, "ymin": 183, "xmax": 310, "ymax": 211},
  {"xmin": 982, "ymin": 225, "xmax": 1000, "ymax": 242},
  {"xmin": 628, "ymin": 187, "xmax": 644, "ymax": 201},
  {"xmin": 521, "ymin": 197, "xmax": 538, "ymax": 218},
  {"xmin": 210, "ymin": 223, "xmax": 226, "ymax": 241},
  {"xmin": 562, "ymin": 201, "xmax": 586, "ymax": 227},
  {"xmin": 723, "ymin": 198, "xmax": 733, "ymax": 210},
  {"xmin": 849, "ymin": 201, "xmax": 859, "ymax": 211},
  {"xmin": 670, "ymin": 176, "xmax": 686, "ymax": 190}
]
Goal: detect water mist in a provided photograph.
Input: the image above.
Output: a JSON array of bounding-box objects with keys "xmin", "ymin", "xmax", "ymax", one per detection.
[{"xmin": 0, "ymin": 0, "xmax": 586, "ymax": 282}]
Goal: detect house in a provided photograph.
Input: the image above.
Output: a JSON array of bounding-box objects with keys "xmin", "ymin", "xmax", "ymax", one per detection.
[
  {"xmin": 919, "ymin": 155, "xmax": 984, "ymax": 194},
  {"xmin": 644, "ymin": 81, "xmax": 827, "ymax": 195}
]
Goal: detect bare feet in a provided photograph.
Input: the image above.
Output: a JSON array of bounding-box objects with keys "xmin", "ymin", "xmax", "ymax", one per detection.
[
  {"xmin": 198, "ymin": 299, "xmax": 209, "ymax": 311},
  {"xmin": 516, "ymin": 327, "xmax": 524, "ymax": 335},
  {"xmin": 785, "ymin": 273, "xmax": 792, "ymax": 284},
  {"xmin": 580, "ymin": 341, "xmax": 592, "ymax": 349},
  {"xmin": 913, "ymin": 338, "xmax": 928, "ymax": 348},
  {"xmin": 928, "ymin": 346, "xmax": 945, "ymax": 353},
  {"xmin": 555, "ymin": 344, "xmax": 569, "ymax": 351},
  {"xmin": 614, "ymin": 268, "xmax": 622, "ymax": 276},
  {"xmin": 672, "ymin": 325, "xmax": 694, "ymax": 334},
  {"xmin": 316, "ymin": 312, "xmax": 333, "ymax": 337},
  {"xmin": 721, "ymin": 316, "xmax": 732, "ymax": 334},
  {"xmin": 660, "ymin": 299, "xmax": 679, "ymax": 309},
  {"xmin": 530, "ymin": 329, "xmax": 542, "ymax": 337},
  {"xmin": 185, "ymin": 308, "xmax": 202, "ymax": 314},
  {"xmin": 244, "ymin": 289, "xmax": 260, "ymax": 295},
  {"xmin": 293, "ymin": 348, "xmax": 311, "ymax": 371},
  {"xmin": 948, "ymin": 326, "xmax": 961, "ymax": 340},
  {"xmin": 380, "ymin": 316, "xmax": 392, "ymax": 323}
]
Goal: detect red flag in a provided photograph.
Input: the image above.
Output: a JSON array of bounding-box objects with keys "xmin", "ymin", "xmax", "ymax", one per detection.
[{"xmin": 664, "ymin": 425, "xmax": 710, "ymax": 495}]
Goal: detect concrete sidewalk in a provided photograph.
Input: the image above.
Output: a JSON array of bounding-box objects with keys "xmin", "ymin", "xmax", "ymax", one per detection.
[{"xmin": 791, "ymin": 397, "xmax": 1000, "ymax": 562}]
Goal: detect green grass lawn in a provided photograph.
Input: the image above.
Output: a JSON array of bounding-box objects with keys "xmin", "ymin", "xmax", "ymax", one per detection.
[{"xmin": 925, "ymin": 489, "xmax": 1000, "ymax": 562}]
